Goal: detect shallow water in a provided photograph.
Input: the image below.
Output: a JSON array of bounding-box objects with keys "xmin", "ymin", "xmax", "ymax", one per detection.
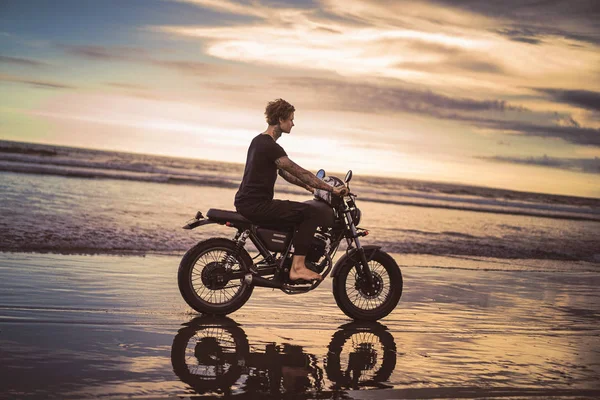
[
  {"xmin": 2, "ymin": 171, "xmax": 600, "ymax": 262},
  {"xmin": 1, "ymin": 252, "xmax": 599, "ymax": 399}
]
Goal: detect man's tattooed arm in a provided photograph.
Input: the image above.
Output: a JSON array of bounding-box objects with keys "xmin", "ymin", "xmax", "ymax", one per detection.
[
  {"xmin": 275, "ymin": 156, "xmax": 334, "ymax": 192},
  {"xmin": 278, "ymin": 169, "xmax": 313, "ymax": 192}
]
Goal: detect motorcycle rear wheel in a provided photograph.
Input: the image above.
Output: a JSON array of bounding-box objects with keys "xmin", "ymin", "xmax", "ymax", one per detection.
[
  {"xmin": 171, "ymin": 316, "xmax": 249, "ymax": 394},
  {"xmin": 332, "ymin": 251, "xmax": 402, "ymax": 321},
  {"xmin": 178, "ymin": 238, "xmax": 254, "ymax": 315}
]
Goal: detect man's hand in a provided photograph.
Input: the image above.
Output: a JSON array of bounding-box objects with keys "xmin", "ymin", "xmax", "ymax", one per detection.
[
  {"xmin": 332, "ymin": 185, "xmax": 349, "ymax": 197},
  {"xmin": 307, "ymin": 186, "xmax": 315, "ymax": 194}
]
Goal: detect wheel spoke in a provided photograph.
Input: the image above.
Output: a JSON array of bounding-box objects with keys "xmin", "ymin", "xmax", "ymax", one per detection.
[
  {"xmin": 189, "ymin": 246, "xmax": 249, "ymax": 306},
  {"xmin": 344, "ymin": 258, "xmax": 397, "ymax": 311}
]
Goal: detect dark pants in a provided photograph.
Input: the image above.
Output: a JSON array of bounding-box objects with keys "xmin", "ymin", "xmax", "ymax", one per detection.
[{"xmin": 236, "ymin": 200, "xmax": 318, "ymax": 256}]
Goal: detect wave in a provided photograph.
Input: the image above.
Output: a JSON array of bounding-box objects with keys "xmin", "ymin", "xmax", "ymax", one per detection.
[
  {"xmin": 2, "ymin": 159, "xmax": 600, "ymax": 222},
  {"xmin": 0, "ymin": 161, "xmax": 240, "ymax": 189},
  {"xmin": 355, "ymin": 195, "xmax": 600, "ymax": 222},
  {"xmin": 2, "ymin": 140, "xmax": 600, "ymax": 222},
  {"xmin": 5, "ymin": 236, "xmax": 599, "ymax": 264}
]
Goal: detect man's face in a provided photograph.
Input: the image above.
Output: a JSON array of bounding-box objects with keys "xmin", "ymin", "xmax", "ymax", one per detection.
[{"xmin": 279, "ymin": 112, "xmax": 295, "ymax": 133}]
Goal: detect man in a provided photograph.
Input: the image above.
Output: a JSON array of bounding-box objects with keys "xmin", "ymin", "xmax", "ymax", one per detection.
[{"xmin": 235, "ymin": 98, "xmax": 348, "ymax": 282}]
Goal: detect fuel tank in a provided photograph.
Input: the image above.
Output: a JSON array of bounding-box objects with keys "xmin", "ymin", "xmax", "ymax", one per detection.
[{"xmin": 303, "ymin": 199, "xmax": 335, "ymax": 227}]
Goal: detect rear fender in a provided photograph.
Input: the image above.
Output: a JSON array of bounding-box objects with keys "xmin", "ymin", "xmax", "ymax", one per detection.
[
  {"xmin": 331, "ymin": 245, "xmax": 382, "ymax": 278},
  {"xmin": 183, "ymin": 219, "xmax": 217, "ymax": 230},
  {"xmin": 182, "ymin": 211, "xmax": 217, "ymax": 230}
]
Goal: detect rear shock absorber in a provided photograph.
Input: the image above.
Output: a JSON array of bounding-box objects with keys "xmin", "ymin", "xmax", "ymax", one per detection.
[{"xmin": 221, "ymin": 229, "xmax": 250, "ymax": 270}]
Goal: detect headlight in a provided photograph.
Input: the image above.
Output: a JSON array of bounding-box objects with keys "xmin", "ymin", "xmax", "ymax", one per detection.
[{"xmin": 351, "ymin": 208, "xmax": 362, "ymax": 226}]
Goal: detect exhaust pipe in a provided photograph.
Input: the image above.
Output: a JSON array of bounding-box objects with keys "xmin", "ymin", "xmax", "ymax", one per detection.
[{"xmin": 244, "ymin": 274, "xmax": 282, "ymax": 289}]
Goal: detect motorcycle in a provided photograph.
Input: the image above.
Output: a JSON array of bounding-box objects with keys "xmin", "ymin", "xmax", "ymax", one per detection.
[{"xmin": 179, "ymin": 169, "xmax": 403, "ymax": 321}]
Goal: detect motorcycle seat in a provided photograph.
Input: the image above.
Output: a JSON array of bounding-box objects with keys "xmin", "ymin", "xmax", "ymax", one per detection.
[
  {"xmin": 206, "ymin": 208, "xmax": 295, "ymax": 232},
  {"xmin": 206, "ymin": 209, "xmax": 252, "ymax": 225}
]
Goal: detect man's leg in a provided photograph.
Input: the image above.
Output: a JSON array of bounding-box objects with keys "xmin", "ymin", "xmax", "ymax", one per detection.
[
  {"xmin": 289, "ymin": 206, "xmax": 322, "ymax": 281},
  {"xmin": 238, "ymin": 200, "xmax": 322, "ymax": 281}
]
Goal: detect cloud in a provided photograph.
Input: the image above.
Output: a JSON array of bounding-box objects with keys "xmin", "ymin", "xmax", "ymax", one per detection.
[
  {"xmin": 63, "ymin": 44, "xmax": 218, "ymax": 75},
  {"xmin": 170, "ymin": 0, "xmax": 267, "ymax": 18},
  {"xmin": 62, "ymin": 45, "xmax": 149, "ymax": 61},
  {"xmin": 282, "ymin": 76, "xmax": 525, "ymax": 114},
  {"xmin": 431, "ymin": 0, "xmax": 600, "ymax": 46},
  {"xmin": 153, "ymin": 60, "xmax": 217, "ymax": 75},
  {"xmin": 42, "ymin": 1, "xmax": 600, "ymax": 150},
  {"xmin": 482, "ymin": 155, "xmax": 600, "ymax": 174},
  {"xmin": 362, "ymin": 38, "xmax": 505, "ymax": 76},
  {"xmin": 105, "ymin": 82, "xmax": 149, "ymax": 90},
  {"xmin": 281, "ymin": 76, "xmax": 600, "ymax": 147},
  {"xmin": 102, "ymin": 82, "xmax": 167, "ymax": 100},
  {"xmin": 0, "ymin": 73, "xmax": 75, "ymax": 89},
  {"xmin": 0, "ymin": 56, "xmax": 48, "ymax": 67},
  {"xmin": 199, "ymin": 81, "xmax": 260, "ymax": 92},
  {"xmin": 395, "ymin": 39, "xmax": 505, "ymax": 74},
  {"xmin": 155, "ymin": 0, "xmax": 506, "ymax": 88},
  {"xmin": 156, "ymin": 0, "xmax": 599, "ymax": 98},
  {"xmin": 495, "ymin": 28, "xmax": 544, "ymax": 45},
  {"xmin": 474, "ymin": 119, "xmax": 600, "ymax": 147},
  {"xmin": 535, "ymin": 89, "xmax": 600, "ymax": 112},
  {"xmin": 153, "ymin": 24, "xmax": 507, "ymax": 95},
  {"xmin": 496, "ymin": 25, "xmax": 600, "ymax": 46}
]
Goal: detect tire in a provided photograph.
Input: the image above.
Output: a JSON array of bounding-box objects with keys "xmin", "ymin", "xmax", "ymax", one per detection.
[
  {"xmin": 332, "ymin": 251, "xmax": 402, "ymax": 321},
  {"xmin": 178, "ymin": 238, "xmax": 254, "ymax": 315},
  {"xmin": 326, "ymin": 321, "xmax": 397, "ymax": 389},
  {"xmin": 171, "ymin": 316, "xmax": 249, "ymax": 394}
]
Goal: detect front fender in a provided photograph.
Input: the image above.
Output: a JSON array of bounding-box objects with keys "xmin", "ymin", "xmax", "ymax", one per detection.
[{"xmin": 331, "ymin": 245, "xmax": 382, "ymax": 278}]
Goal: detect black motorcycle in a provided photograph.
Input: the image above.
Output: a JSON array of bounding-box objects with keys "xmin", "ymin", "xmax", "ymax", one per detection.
[{"xmin": 178, "ymin": 169, "xmax": 403, "ymax": 321}]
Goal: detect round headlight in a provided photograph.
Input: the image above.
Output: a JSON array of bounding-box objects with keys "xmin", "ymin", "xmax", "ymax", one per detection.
[{"xmin": 351, "ymin": 208, "xmax": 362, "ymax": 226}]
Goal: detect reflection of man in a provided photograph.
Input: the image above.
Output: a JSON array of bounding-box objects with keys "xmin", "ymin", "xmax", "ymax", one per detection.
[
  {"xmin": 235, "ymin": 98, "xmax": 348, "ymax": 282},
  {"xmin": 274, "ymin": 344, "xmax": 313, "ymax": 393},
  {"xmin": 281, "ymin": 365, "xmax": 311, "ymax": 392}
]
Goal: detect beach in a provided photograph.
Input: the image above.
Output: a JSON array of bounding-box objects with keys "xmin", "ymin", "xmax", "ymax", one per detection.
[
  {"xmin": 3, "ymin": 0, "xmax": 600, "ymax": 396},
  {"xmin": 1, "ymin": 252, "xmax": 599, "ymax": 399},
  {"xmin": 1, "ymin": 141, "xmax": 600, "ymax": 398}
]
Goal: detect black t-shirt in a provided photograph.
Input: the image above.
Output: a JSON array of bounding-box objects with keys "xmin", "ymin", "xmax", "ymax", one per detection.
[{"xmin": 235, "ymin": 134, "xmax": 287, "ymax": 207}]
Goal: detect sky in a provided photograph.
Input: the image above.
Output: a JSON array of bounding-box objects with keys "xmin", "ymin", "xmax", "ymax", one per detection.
[{"xmin": 1, "ymin": 0, "xmax": 599, "ymax": 197}]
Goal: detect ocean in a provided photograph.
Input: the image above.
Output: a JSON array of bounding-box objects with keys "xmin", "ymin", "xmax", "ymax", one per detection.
[
  {"xmin": 2, "ymin": 140, "xmax": 600, "ymax": 399},
  {"xmin": 1, "ymin": 139, "xmax": 599, "ymax": 263}
]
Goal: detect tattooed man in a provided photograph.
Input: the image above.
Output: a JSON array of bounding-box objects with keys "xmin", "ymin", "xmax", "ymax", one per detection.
[{"xmin": 234, "ymin": 98, "xmax": 348, "ymax": 282}]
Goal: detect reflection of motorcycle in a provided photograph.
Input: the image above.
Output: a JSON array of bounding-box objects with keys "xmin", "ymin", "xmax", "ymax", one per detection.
[
  {"xmin": 171, "ymin": 316, "xmax": 397, "ymax": 396},
  {"xmin": 179, "ymin": 169, "xmax": 403, "ymax": 321},
  {"xmin": 170, "ymin": 317, "xmax": 249, "ymax": 396},
  {"xmin": 326, "ymin": 322, "xmax": 396, "ymax": 390}
]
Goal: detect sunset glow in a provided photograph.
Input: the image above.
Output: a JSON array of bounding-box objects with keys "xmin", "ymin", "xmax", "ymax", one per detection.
[{"xmin": 1, "ymin": 0, "xmax": 599, "ymax": 196}]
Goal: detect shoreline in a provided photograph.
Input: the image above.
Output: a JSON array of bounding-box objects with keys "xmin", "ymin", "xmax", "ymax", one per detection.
[{"xmin": 1, "ymin": 250, "xmax": 598, "ymax": 271}]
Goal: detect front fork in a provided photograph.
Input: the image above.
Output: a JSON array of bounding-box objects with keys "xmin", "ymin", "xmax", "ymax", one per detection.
[{"xmin": 344, "ymin": 210, "xmax": 374, "ymax": 287}]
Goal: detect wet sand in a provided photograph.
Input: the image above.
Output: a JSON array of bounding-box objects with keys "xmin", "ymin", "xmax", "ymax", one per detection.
[{"xmin": 1, "ymin": 252, "xmax": 599, "ymax": 399}]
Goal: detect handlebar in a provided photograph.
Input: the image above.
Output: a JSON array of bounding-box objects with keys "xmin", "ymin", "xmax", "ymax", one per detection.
[{"xmin": 333, "ymin": 191, "xmax": 357, "ymax": 198}]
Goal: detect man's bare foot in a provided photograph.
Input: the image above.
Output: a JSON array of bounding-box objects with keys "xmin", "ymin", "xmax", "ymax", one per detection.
[{"xmin": 289, "ymin": 263, "xmax": 322, "ymax": 281}]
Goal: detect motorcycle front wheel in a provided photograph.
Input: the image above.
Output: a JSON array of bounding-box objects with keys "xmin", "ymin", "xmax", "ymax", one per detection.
[
  {"xmin": 178, "ymin": 238, "xmax": 254, "ymax": 315},
  {"xmin": 332, "ymin": 251, "xmax": 402, "ymax": 321},
  {"xmin": 326, "ymin": 321, "xmax": 397, "ymax": 389}
]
